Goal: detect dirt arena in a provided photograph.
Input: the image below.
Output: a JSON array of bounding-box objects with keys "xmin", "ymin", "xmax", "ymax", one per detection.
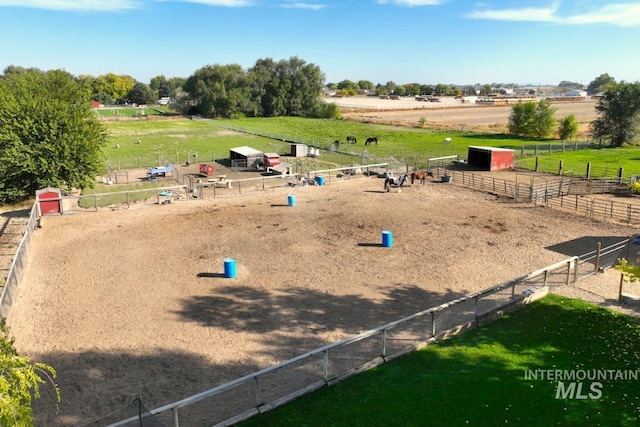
[{"xmin": 10, "ymin": 176, "xmax": 638, "ymax": 425}]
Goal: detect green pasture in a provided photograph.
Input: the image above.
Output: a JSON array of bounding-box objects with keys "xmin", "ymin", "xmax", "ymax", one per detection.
[
  {"xmin": 240, "ymin": 294, "xmax": 640, "ymax": 427},
  {"xmin": 95, "ymin": 107, "xmax": 167, "ymax": 118},
  {"xmin": 102, "ymin": 117, "xmax": 640, "ymax": 177}
]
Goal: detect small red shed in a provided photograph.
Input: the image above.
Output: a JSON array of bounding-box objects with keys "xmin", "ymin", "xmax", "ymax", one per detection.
[
  {"xmin": 262, "ymin": 153, "xmax": 280, "ymax": 169},
  {"xmin": 467, "ymin": 146, "xmax": 515, "ymax": 171},
  {"xmin": 36, "ymin": 187, "xmax": 62, "ymax": 216}
]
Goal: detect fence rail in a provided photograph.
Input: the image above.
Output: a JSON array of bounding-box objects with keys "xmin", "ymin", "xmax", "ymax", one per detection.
[
  {"xmin": 0, "ymin": 204, "xmax": 39, "ymax": 321},
  {"xmin": 106, "ymin": 240, "xmax": 628, "ymax": 427},
  {"xmin": 537, "ymin": 194, "xmax": 640, "ymax": 224}
]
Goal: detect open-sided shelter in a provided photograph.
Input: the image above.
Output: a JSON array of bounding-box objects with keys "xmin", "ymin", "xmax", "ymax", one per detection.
[{"xmin": 230, "ymin": 146, "xmax": 263, "ymax": 170}]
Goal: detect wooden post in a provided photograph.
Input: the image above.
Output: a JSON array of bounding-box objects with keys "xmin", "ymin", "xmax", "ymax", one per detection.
[
  {"xmin": 558, "ymin": 160, "xmax": 564, "ymax": 176},
  {"xmin": 535, "ymin": 156, "xmax": 539, "ymax": 172},
  {"xmin": 586, "ymin": 162, "xmax": 591, "ymax": 179},
  {"xmin": 566, "ymin": 260, "xmax": 572, "ymax": 286},
  {"xmin": 594, "ymin": 242, "xmax": 602, "ymax": 273},
  {"xmin": 618, "ymin": 167, "xmax": 624, "ymax": 184},
  {"xmin": 618, "ymin": 273, "xmax": 625, "ymax": 302}
]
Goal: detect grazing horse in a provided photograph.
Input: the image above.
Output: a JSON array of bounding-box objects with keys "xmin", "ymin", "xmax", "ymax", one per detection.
[
  {"xmin": 410, "ymin": 171, "xmax": 433, "ymax": 185},
  {"xmin": 365, "ymin": 137, "xmax": 378, "ymax": 146},
  {"xmin": 346, "ymin": 135, "xmax": 357, "ymax": 144},
  {"xmin": 384, "ymin": 174, "xmax": 408, "ymax": 192}
]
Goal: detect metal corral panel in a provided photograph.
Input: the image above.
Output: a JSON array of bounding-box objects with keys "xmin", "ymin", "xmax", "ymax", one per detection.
[{"xmin": 467, "ymin": 146, "xmax": 515, "ymax": 171}]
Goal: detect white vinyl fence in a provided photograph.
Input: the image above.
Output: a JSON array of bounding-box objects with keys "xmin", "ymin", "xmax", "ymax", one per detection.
[{"xmin": 104, "ymin": 242, "xmax": 627, "ymax": 427}]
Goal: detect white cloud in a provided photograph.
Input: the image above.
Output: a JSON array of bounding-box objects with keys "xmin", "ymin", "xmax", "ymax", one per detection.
[
  {"xmin": 377, "ymin": 0, "xmax": 445, "ymax": 6},
  {"xmin": 468, "ymin": 2, "xmax": 640, "ymax": 27},
  {"xmin": 565, "ymin": 3, "xmax": 640, "ymax": 27},
  {"xmin": 279, "ymin": 2, "xmax": 326, "ymax": 10},
  {"xmin": 467, "ymin": 5, "xmax": 559, "ymax": 22},
  {"xmin": 0, "ymin": 0, "xmax": 140, "ymax": 11}
]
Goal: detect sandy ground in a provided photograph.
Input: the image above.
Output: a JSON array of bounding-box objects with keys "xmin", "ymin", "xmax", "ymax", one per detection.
[
  {"xmin": 9, "ymin": 176, "xmax": 640, "ymax": 426},
  {"xmin": 332, "ymin": 96, "xmax": 599, "ymax": 135}
]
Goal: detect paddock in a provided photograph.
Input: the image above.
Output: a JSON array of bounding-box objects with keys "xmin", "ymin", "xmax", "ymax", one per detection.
[{"xmin": 9, "ymin": 177, "xmax": 637, "ymax": 426}]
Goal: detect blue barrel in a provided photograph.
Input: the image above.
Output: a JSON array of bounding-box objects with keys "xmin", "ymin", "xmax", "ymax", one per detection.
[
  {"xmin": 224, "ymin": 258, "xmax": 237, "ymax": 278},
  {"xmin": 316, "ymin": 176, "xmax": 325, "ymax": 186},
  {"xmin": 382, "ymin": 230, "xmax": 393, "ymax": 248},
  {"xmin": 288, "ymin": 194, "xmax": 296, "ymax": 207}
]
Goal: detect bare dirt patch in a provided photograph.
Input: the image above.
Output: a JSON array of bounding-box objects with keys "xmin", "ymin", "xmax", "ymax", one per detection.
[
  {"xmin": 10, "ymin": 178, "xmax": 636, "ymax": 425},
  {"xmin": 336, "ymin": 97, "xmax": 598, "ymax": 136}
]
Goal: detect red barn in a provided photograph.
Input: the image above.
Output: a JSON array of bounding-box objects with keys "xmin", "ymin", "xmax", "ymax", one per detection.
[{"xmin": 467, "ymin": 146, "xmax": 515, "ymax": 171}]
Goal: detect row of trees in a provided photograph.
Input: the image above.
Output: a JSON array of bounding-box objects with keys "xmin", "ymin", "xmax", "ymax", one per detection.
[
  {"xmin": 177, "ymin": 56, "xmax": 331, "ymax": 119},
  {"xmin": 330, "ymin": 73, "xmax": 620, "ymax": 98}
]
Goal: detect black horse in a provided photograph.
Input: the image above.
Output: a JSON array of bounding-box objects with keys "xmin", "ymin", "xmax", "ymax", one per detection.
[
  {"xmin": 346, "ymin": 136, "xmax": 357, "ymax": 144},
  {"xmin": 384, "ymin": 174, "xmax": 408, "ymax": 192},
  {"xmin": 365, "ymin": 137, "xmax": 378, "ymax": 146}
]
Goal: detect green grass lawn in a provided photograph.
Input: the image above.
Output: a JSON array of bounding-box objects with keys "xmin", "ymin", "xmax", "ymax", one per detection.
[
  {"xmin": 101, "ymin": 117, "xmax": 640, "ymax": 178},
  {"xmin": 239, "ymin": 294, "xmax": 640, "ymax": 427}
]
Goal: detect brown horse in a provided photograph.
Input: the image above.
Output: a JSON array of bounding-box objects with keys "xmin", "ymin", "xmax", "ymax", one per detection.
[{"xmin": 410, "ymin": 171, "xmax": 433, "ymax": 185}]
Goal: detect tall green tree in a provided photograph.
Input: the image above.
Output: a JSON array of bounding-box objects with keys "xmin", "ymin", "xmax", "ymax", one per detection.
[
  {"xmin": 508, "ymin": 100, "xmax": 556, "ymax": 138},
  {"xmin": 532, "ymin": 99, "xmax": 557, "ymax": 138},
  {"xmin": 590, "ymin": 82, "xmax": 640, "ymax": 147},
  {"xmin": 0, "ymin": 319, "xmax": 59, "ymax": 426},
  {"xmin": 247, "ymin": 56, "xmax": 324, "ymax": 117},
  {"xmin": 0, "ymin": 69, "xmax": 106, "ymax": 202},
  {"xmin": 127, "ymin": 82, "xmax": 156, "ymax": 105},
  {"xmin": 183, "ymin": 64, "xmax": 251, "ymax": 118},
  {"xmin": 558, "ymin": 115, "xmax": 579, "ymax": 141},
  {"xmin": 508, "ymin": 101, "xmax": 537, "ymax": 136},
  {"xmin": 587, "ymin": 73, "xmax": 616, "ymax": 94}
]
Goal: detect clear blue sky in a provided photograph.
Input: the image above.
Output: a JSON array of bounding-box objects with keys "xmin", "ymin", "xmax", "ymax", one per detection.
[{"xmin": 1, "ymin": 0, "xmax": 638, "ymax": 87}]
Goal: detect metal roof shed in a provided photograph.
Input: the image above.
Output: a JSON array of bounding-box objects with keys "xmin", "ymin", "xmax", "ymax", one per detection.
[
  {"xmin": 467, "ymin": 146, "xmax": 515, "ymax": 171},
  {"xmin": 230, "ymin": 146, "xmax": 263, "ymax": 169}
]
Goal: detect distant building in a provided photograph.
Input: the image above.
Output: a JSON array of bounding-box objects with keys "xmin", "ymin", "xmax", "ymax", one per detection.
[
  {"xmin": 563, "ymin": 90, "xmax": 587, "ymax": 97},
  {"xmin": 157, "ymin": 97, "xmax": 172, "ymax": 105}
]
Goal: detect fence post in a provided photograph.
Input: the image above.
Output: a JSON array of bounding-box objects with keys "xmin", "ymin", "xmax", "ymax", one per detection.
[
  {"xmin": 594, "ymin": 242, "xmax": 602, "ymax": 273},
  {"xmin": 558, "ymin": 160, "xmax": 564, "ymax": 176},
  {"xmin": 573, "ymin": 258, "xmax": 579, "ymax": 283},
  {"xmin": 535, "ymin": 157, "xmax": 539, "ymax": 172},
  {"xmin": 382, "ymin": 329, "xmax": 387, "ymax": 358},
  {"xmin": 255, "ymin": 376, "xmax": 262, "ymax": 406},
  {"xmin": 543, "ymin": 270, "xmax": 548, "ymax": 286},
  {"xmin": 565, "ymin": 260, "xmax": 572, "ymax": 286},
  {"xmin": 586, "ymin": 163, "xmax": 591, "ymax": 180},
  {"xmin": 618, "ymin": 167, "xmax": 624, "ymax": 184},
  {"xmin": 473, "ymin": 296, "xmax": 479, "ymax": 325},
  {"xmin": 323, "ymin": 350, "xmax": 329, "ymax": 382},
  {"xmin": 431, "ymin": 311, "xmax": 436, "ymax": 337}
]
